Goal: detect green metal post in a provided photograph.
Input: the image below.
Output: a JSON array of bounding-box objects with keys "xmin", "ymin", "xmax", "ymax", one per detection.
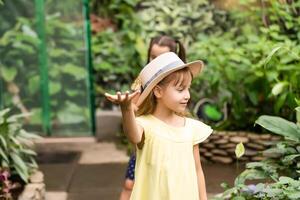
[
  {"xmin": 83, "ymin": 0, "xmax": 96, "ymax": 135},
  {"xmin": 35, "ymin": 0, "xmax": 51, "ymax": 135}
]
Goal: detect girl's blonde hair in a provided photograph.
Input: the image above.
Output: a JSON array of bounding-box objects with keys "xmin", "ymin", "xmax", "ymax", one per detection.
[{"xmin": 136, "ymin": 67, "xmax": 192, "ymax": 117}]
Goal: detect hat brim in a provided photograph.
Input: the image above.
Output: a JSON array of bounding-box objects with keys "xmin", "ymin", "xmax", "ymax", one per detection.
[{"xmin": 136, "ymin": 60, "xmax": 204, "ymax": 107}]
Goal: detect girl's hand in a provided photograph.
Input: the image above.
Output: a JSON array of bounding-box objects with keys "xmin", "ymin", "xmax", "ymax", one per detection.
[{"xmin": 104, "ymin": 90, "xmax": 140, "ymax": 109}]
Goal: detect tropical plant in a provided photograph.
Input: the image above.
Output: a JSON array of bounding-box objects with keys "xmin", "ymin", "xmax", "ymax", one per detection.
[
  {"xmin": 215, "ymin": 106, "xmax": 300, "ymax": 199},
  {"xmin": 189, "ymin": 0, "xmax": 300, "ymax": 131},
  {"xmin": 0, "ymin": 108, "xmax": 41, "ymax": 183}
]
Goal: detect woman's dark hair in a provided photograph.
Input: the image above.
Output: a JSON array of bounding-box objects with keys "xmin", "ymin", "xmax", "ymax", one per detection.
[{"xmin": 147, "ymin": 35, "xmax": 186, "ymax": 63}]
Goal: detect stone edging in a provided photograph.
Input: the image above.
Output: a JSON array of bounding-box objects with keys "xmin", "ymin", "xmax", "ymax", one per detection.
[
  {"xmin": 18, "ymin": 170, "xmax": 45, "ymax": 200},
  {"xmin": 200, "ymin": 131, "xmax": 282, "ymax": 164}
]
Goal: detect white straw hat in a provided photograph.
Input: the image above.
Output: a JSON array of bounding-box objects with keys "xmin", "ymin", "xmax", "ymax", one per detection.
[{"xmin": 136, "ymin": 52, "xmax": 204, "ymax": 106}]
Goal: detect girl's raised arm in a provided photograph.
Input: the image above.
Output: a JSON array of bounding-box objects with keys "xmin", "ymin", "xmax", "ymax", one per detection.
[{"xmin": 105, "ymin": 90, "xmax": 144, "ymax": 144}]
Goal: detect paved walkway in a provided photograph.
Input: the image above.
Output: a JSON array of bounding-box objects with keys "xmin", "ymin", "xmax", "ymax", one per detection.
[
  {"xmin": 35, "ymin": 138, "xmax": 237, "ymax": 200},
  {"xmin": 36, "ymin": 138, "xmax": 128, "ymax": 200}
]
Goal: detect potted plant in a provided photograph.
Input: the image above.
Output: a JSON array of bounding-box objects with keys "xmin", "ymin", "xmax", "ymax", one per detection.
[{"xmin": 0, "ymin": 108, "xmax": 41, "ymax": 199}]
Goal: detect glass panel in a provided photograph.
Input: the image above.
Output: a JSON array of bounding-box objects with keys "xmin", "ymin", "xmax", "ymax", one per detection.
[
  {"xmin": 0, "ymin": 0, "xmax": 44, "ymax": 134},
  {"xmin": 0, "ymin": 0, "xmax": 92, "ymax": 136},
  {"xmin": 45, "ymin": 0, "xmax": 91, "ymax": 136}
]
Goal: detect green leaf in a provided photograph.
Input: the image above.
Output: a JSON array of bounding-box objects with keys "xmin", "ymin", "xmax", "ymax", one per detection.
[
  {"xmin": 220, "ymin": 182, "xmax": 229, "ymax": 189},
  {"xmin": 7, "ymin": 112, "xmax": 33, "ymax": 122},
  {"xmin": 274, "ymin": 93, "xmax": 288, "ymax": 114},
  {"xmin": 296, "ymin": 107, "xmax": 300, "ymax": 125},
  {"xmin": 0, "ymin": 108, "xmax": 10, "ymax": 117},
  {"xmin": 20, "ymin": 149, "xmax": 37, "ymax": 156},
  {"xmin": 282, "ymin": 154, "xmax": 300, "ymax": 164},
  {"xmin": 11, "ymin": 152, "xmax": 29, "ymax": 182},
  {"xmin": 49, "ymin": 81, "xmax": 62, "ymax": 95},
  {"xmin": 66, "ymin": 89, "xmax": 79, "ymax": 97},
  {"xmin": 272, "ymin": 82, "xmax": 288, "ymax": 96},
  {"xmin": 28, "ymin": 108, "xmax": 42, "ymax": 125},
  {"xmin": 29, "ymin": 157, "xmax": 38, "ymax": 168},
  {"xmin": 28, "ymin": 75, "xmax": 40, "ymax": 95},
  {"xmin": 287, "ymin": 191, "xmax": 300, "ymax": 199},
  {"xmin": 61, "ymin": 64, "xmax": 86, "ymax": 80},
  {"xmin": 255, "ymin": 115, "xmax": 300, "ymax": 141},
  {"xmin": 57, "ymin": 102, "xmax": 86, "ymax": 123},
  {"xmin": 21, "ymin": 25, "xmax": 37, "ymax": 38},
  {"xmin": 0, "ymin": 146, "xmax": 9, "ymax": 162},
  {"xmin": 278, "ymin": 176, "xmax": 295, "ymax": 184},
  {"xmin": 14, "ymin": 164, "xmax": 29, "ymax": 183},
  {"xmin": 19, "ymin": 129, "xmax": 42, "ymax": 140},
  {"xmin": 295, "ymin": 98, "xmax": 300, "ymax": 106},
  {"xmin": 0, "ymin": 134, "xmax": 7, "ymax": 149},
  {"xmin": 235, "ymin": 169, "xmax": 267, "ymax": 185},
  {"xmin": 222, "ymin": 187, "xmax": 238, "ymax": 198},
  {"xmin": 0, "ymin": 67, "xmax": 17, "ymax": 81},
  {"xmin": 235, "ymin": 142, "xmax": 245, "ymax": 159},
  {"xmin": 247, "ymin": 90, "xmax": 258, "ymax": 105},
  {"xmin": 263, "ymin": 46, "xmax": 283, "ymax": 68},
  {"xmin": 232, "ymin": 196, "xmax": 246, "ymax": 200},
  {"xmin": 16, "ymin": 135, "xmax": 33, "ymax": 147}
]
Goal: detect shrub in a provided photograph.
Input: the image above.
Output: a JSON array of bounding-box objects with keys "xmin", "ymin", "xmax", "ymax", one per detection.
[{"xmin": 0, "ymin": 108, "xmax": 41, "ymax": 183}]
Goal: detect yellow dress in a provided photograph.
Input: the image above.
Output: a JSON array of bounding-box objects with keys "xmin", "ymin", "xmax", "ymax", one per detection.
[{"xmin": 130, "ymin": 115, "xmax": 213, "ymax": 200}]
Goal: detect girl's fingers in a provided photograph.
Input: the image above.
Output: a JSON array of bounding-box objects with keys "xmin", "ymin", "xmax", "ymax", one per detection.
[
  {"xmin": 105, "ymin": 90, "xmax": 140, "ymax": 103},
  {"xmin": 117, "ymin": 92, "xmax": 121, "ymax": 102},
  {"xmin": 125, "ymin": 91, "xmax": 129, "ymax": 101},
  {"xmin": 105, "ymin": 93, "xmax": 117, "ymax": 101},
  {"xmin": 104, "ymin": 93, "xmax": 114, "ymax": 100},
  {"xmin": 105, "ymin": 95, "xmax": 117, "ymax": 103},
  {"xmin": 104, "ymin": 92, "xmax": 112, "ymax": 98}
]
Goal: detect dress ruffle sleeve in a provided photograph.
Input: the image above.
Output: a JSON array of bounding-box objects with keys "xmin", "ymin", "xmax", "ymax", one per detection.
[{"xmin": 192, "ymin": 119, "xmax": 213, "ymax": 145}]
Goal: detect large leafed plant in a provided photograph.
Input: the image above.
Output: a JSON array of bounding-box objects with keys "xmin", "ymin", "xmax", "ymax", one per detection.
[
  {"xmin": 215, "ymin": 106, "xmax": 300, "ymax": 199},
  {"xmin": 0, "ymin": 108, "xmax": 41, "ymax": 183}
]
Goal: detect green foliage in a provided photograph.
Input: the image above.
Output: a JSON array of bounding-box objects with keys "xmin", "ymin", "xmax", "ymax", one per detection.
[
  {"xmin": 139, "ymin": 0, "xmax": 228, "ymax": 45},
  {"xmin": 91, "ymin": 0, "xmax": 299, "ymax": 132},
  {"xmin": 0, "ymin": 1, "xmax": 35, "ymax": 36},
  {"xmin": 0, "ymin": 108, "xmax": 41, "ymax": 183},
  {"xmin": 0, "ymin": 9, "xmax": 90, "ymax": 129},
  {"xmin": 45, "ymin": 14, "xmax": 91, "ymax": 127},
  {"xmin": 255, "ymin": 115, "xmax": 300, "ymax": 141},
  {"xmin": 0, "ymin": 17, "xmax": 40, "ymax": 120},
  {"xmin": 189, "ymin": 1, "xmax": 300, "ymax": 131},
  {"xmin": 91, "ymin": 0, "xmax": 145, "ymax": 108},
  {"xmin": 216, "ymin": 107, "xmax": 300, "ymax": 200},
  {"xmin": 235, "ymin": 142, "xmax": 245, "ymax": 159}
]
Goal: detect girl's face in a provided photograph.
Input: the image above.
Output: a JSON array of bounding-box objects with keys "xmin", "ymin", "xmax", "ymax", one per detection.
[
  {"xmin": 150, "ymin": 44, "xmax": 171, "ymax": 61},
  {"xmin": 155, "ymin": 71, "xmax": 192, "ymax": 113}
]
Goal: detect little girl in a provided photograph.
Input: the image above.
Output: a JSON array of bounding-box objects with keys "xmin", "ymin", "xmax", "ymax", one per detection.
[
  {"xmin": 120, "ymin": 35, "xmax": 187, "ymax": 200},
  {"xmin": 105, "ymin": 52, "xmax": 212, "ymax": 200}
]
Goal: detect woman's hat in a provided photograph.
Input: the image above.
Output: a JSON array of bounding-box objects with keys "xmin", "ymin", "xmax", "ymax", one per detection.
[{"xmin": 136, "ymin": 52, "xmax": 204, "ymax": 106}]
